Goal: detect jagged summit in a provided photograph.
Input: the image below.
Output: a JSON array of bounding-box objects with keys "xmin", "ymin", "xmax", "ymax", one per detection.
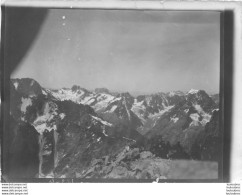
[
  {"xmin": 71, "ymin": 85, "xmax": 82, "ymax": 91},
  {"xmin": 11, "ymin": 77, "xmax": 43, "ymax": 96},
  {"xmin": 188, "ymin": 89, "xmax": 199, "ymax": 94},
  {"xmin": 94, "ymin": 88, "xmax": 110, "ymax": 94},
  {"xmin": 167, "ymin": 91, "xmax": 185, "ymax": 97},
  {"xmin": 71, "ymin": 85, "xmax": 90, "ymax": 94},
  {"xmin": 118, "ymin": 92, "xmax": 133, "ymax": 97}
]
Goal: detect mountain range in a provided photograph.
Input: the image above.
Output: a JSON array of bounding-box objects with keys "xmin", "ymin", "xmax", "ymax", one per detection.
[{"xmin": 4, "ymin": 78, "xmax": 221, "ymax": 179}]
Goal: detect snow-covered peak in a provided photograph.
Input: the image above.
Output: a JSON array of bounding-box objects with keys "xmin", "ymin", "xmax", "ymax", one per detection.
[
  {"xmin": 167, "ymin": 91, "xmax": 185, "ymax": 97},
  {"xmin": 188, "ymin": 89, "xmax": 199, "ymax": 94},
  {"xmin": 46, "ymin": 88, "xmax": 86, "ymax": 103}
]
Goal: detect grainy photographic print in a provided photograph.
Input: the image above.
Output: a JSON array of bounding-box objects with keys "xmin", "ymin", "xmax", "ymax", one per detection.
[{"xmin": 2, "ymin": 8, "xmax": 222, "ymax": 182}]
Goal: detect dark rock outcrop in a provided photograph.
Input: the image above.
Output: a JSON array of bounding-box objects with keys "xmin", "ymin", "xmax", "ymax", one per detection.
[{"xmin": 3, "ymin": 116, "xmax": 40, "ymax": 179}]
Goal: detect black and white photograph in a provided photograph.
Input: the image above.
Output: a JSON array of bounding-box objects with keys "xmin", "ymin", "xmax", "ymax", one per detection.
[{"xmin": 2, "ymin": 6, "xmax": 224, "ymax": 182}]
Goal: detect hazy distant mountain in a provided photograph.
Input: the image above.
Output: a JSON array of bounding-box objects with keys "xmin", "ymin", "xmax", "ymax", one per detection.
[{"xmin": 5, "ymin": 78, "xmax": 220, "ymax": 179}]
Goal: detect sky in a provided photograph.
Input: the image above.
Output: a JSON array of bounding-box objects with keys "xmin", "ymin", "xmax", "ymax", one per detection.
[{"xmin": 11, "ymin": 9, "xmax": 220, "ymax": 95}]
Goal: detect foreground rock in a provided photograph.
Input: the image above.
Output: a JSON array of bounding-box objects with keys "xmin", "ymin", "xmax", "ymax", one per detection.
[{"xmin": 78, "ymin": 148, "xmax": 170, "ymax": 179}]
